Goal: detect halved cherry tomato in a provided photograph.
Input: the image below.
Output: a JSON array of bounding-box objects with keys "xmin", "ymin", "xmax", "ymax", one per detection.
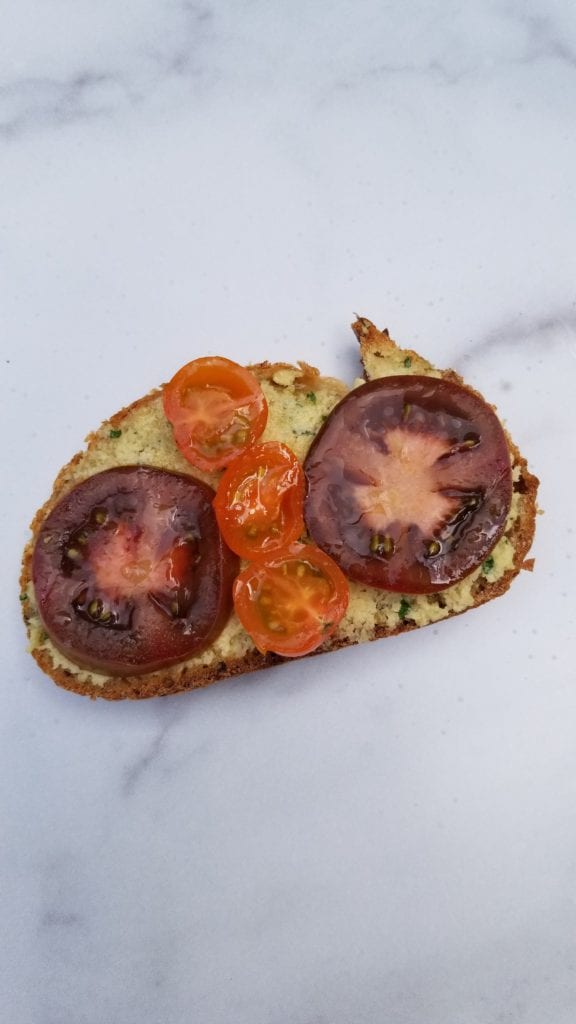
[
  {"xmin": 163, "ymin": 356, "xmax": 268, "ymax": 471},
  {"xmin": 213, "ymin": 442, "xmax": 305, "ymax": 560},
  {"xmin": 32, "ymin": 466, "xmax": 239, "ymax": 675},
  {"xmin": 232, "ymin": 543, "xmax": 349, "ymax": 657}
]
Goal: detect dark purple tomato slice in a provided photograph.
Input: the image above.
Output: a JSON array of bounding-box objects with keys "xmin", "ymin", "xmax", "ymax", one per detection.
[
  {"xmin": 304, "ymin": 375, "xmax": 512, "ymax": 594},
  {"xmin": 32, "ymin": 466, "xmax": 239, "ymax": 675}
]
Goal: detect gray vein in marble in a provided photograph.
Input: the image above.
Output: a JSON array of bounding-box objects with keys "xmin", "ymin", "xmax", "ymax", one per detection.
[
  {"xmin": 331, "ymin": 58, "xmax": 468, "ymax": 95},
  {"xmin": 0, "ymin": 73, "xmax": 134, "ymax": 139},
  {"xmin": 454, "ymin": 306, "xmax": 576, "ymax": 369},
  {"xmin": 504, "ymin": 9, "xmax": 576, "ymax": 71},
  {"xmin": 166, "ymin": 0, "xmax": 214, "ymax": 75},
  {"xmin": 329, "ymin": 7, "xmax": 576, "ymax": 97},
  {"xmin": 41, "ymin": 909, "xmax": 83, "ymax": 930},
  {"xmin": 0, "ymin": 1, "xmax": 214, "ymax": 140},
  {"xmin": 122, "ymin": 708, "xmax": 183, "ymax": 796},
  {"xmin": 38, "ymin": 854, "xmax": 88, "ymax": 950},
  {"xmin": 2, "ymin": 2, "xmax": 576, "ymax": 141}
]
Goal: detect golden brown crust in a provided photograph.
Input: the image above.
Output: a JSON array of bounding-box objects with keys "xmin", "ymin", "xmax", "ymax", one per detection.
[
  {"xmin": 248, "ymin": 360, "xmax": 324, "ymax": 387},
  {"xmin": 20, "ymin": 330, "xmax": 539, "ymax": 700},
  {"xmin": 353, "ymin": 317, "xmax": 443, "ymax": 378}
]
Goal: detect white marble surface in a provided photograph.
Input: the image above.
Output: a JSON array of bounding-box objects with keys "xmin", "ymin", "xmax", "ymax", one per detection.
[{"xmin": 2, "ymin": 2, "xmax": 576, "ymax": 1021}]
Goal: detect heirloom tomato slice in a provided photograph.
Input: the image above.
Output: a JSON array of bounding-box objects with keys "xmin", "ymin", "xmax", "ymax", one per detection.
[
  {"xmin": 32, "ymin": 466, "xmax": 238, "ymax": 675},
  {"xmin": 304, "ymin": 375, "xmax": 512, "ymax": 594}
]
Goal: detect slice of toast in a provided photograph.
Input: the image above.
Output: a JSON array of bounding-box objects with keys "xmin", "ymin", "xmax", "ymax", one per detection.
[{"xmin": 20, "ymin": 319, "xmax": 539, "ymax": 700}]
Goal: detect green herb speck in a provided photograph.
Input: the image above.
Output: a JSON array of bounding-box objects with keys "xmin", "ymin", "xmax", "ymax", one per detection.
[
  {"xmin": 305, "ymin": 392, "xmax": 317, "ymax": 403},
  {"xmin": 398, "ymin": 598, "xmax": 411, "ymax": 621},
  {"xmin": 403, "ymin": 356, "xmax": 412, "ymax": 368},
  {"xmin": 40, "ymin": 631, "xmax": 48, "ymax": 643},
  {"xmin": 19, "ymin": 593, "xmax": 28, "ymax": 602},
  {"xmin": 482, "ymin": 556, "xmax": 495, "ymax": 575},
  {"xmin": 109, "ymin": 428, "xmax": 122, "ymax": 439}
]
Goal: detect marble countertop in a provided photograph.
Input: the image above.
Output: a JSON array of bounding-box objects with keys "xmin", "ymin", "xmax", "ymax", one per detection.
[{"xmin": 2, "ymin": 2, "xmax": 575, "ymax": 1022}]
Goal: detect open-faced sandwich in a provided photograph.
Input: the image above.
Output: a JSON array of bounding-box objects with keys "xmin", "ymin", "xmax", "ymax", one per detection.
[{"xmin": 20, "ymin": 318, "xmax": 539, "ymax": 699}]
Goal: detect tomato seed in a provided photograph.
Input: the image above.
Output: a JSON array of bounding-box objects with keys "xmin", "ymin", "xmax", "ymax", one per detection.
[{"xmin": 370, "ymin": 534, "xmax": 394, "ymax": 556}]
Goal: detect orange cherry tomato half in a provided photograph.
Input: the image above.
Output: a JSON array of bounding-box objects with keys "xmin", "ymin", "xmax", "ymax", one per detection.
[
  {"xmin": 163, "ymin": 356, "xmax": 268, "ymax": 472},
  {"xmin": 213, "ymin": 442, "xmax": 305, "ymax": 560},
  {"xmin": 233, "ymin": 543, "xmax": 349, "ymax": 657}
]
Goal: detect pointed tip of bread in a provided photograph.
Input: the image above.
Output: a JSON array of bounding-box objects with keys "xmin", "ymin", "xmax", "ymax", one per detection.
[{"xmin": 352, "ymin": 317, "xmax": 442, "ymax": 380}]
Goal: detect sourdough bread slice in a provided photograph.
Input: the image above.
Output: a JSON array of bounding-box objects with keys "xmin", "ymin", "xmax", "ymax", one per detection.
[{"xmin": 20, "ymin": 319, "xmax": 539, "ymax": 700}]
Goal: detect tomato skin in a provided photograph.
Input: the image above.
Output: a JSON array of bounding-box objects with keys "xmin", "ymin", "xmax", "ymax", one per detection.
[
  {"xmin": 163, "ymin": 356, "xmax": 268, "ymax": 471},
  {"xmin": 304, "ymin": 375, "xmax": 513, "ymax": 594},
  {"xmin": 213, "ymin": 442, "xmax": 305, "ymax": 561},
  {"xmin": 232, "ymin": 543, "xmax": 349, "ymax": 657},
  {"xmin": 32, "ymin": 467, "xmax": 239, "ymax": 676}
]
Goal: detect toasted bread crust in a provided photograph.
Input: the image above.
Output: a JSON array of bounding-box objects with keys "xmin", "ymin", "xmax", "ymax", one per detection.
[{"xmin": 21, "ymin": 321, "xmax": 539, "ymax": 700}]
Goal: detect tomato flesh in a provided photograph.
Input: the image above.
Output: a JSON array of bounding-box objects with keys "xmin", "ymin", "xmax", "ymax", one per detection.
[
  {"xmin": 233, "ymin": 543, "xmax": 349, "ymax": 657},
  {"xmin": 213, "ymin": 442, "xmax": 305, "ymax": 560},
  {"xmin": 163, "ymin": 356, "xmax": 268, "ymax": 471},
  {"xmin": 32, "ymin": 467, "xmax": 239, "ymax": 675},
  {"xmin": 304, "ymin": 375, "xmax": 512, "ymax": 594}
]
